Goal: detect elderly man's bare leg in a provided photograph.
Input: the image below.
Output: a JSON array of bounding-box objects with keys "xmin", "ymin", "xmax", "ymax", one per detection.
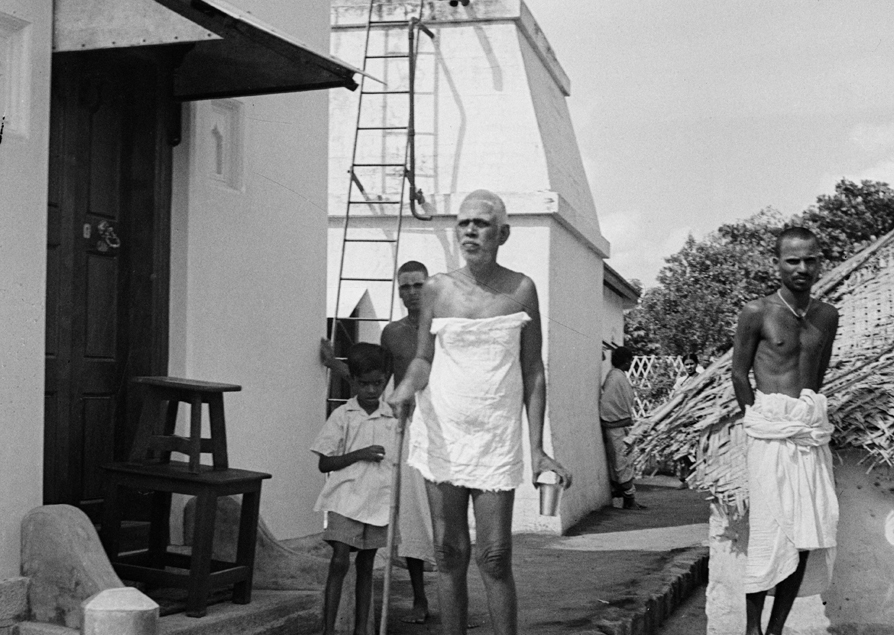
[
  {"xmin": 427, "ymin": 481, "xmax": 473, "ymax": 635},
  {"xmin": 472, "ymin": 489, "xmax": 517, "ymax": 635},
  {"xmin": 426, "ymin": 481, "xmax": 518, "ymax": 635}
]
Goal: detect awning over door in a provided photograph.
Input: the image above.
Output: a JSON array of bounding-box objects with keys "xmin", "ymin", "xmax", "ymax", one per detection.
[
  {"xmin": 53, "ymin": 0, "xmax": 360, "ymax": 100},
  {"xmin": 155, "ymin": 0, "xmax": 360, "ymax": 100}
]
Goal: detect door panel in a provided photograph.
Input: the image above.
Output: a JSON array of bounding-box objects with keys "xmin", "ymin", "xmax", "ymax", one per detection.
[{"xmin": 45, "ymin": 50, "xmax": 172, "ymax": 520}]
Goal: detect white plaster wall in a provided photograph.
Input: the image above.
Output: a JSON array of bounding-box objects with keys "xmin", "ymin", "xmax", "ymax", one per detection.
[
  {"xmin": 824, "ymin": 450, "xmax": 894, "ymax": 630},
  {"xmin": 329, "ymin": 20, "xmax": 553, "ymax": 212},
  {"xmin": 169, "ymin": 0, "xmax": 335, "ymax": 540},
  {"xmin": 602, "ymin": 289, "xmax": 627, "ymax": 350},
  {"xmin": 517, "ymin": 26, "xmax": 602, "ymax": 245},
  {"xmin": 0, "ymin": 0, "xmax": 51, "ymax": 578},
  {"xmin": 543, "ymin": 222, "xmax": 611, "ymax": 532}
]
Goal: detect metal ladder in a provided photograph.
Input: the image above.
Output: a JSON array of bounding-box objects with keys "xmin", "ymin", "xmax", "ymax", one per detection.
[{"xmin": 327, "ymin": 1, "xmax": 435, "ymax": 403}]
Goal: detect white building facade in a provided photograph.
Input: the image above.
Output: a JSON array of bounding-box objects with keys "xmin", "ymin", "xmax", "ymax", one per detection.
[{"xmin": 0, "ymin": 0, "xmax": 357, "ymax": 609}]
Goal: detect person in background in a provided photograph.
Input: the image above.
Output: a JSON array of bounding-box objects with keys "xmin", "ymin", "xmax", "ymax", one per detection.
[
  {"xmin": 672, "ymin": 353, "xmax": 704, "ymax": 393},
  {"xmin": 600, "ymin": 346, "xmax": 646, "ymax": 510}
]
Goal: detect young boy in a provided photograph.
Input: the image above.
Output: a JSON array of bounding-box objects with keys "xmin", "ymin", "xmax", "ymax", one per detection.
[{"xmin": 311, "ymin": 342, "xmax": 397, "ymax": 635}]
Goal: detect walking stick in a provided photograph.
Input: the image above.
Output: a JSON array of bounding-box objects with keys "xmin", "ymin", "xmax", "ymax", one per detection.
[{"xmin": 379, "ymin": 411, "xmax": 408, "ymax": 635}]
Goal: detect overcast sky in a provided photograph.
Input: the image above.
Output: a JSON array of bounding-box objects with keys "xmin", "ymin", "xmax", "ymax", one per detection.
[{"xmin": 524, "ymin": 0, "xmax": 894, "ymax": 286}]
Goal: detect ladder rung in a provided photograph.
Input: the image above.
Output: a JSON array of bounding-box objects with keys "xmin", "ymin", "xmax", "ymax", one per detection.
[
  {"xmin": 349, "ymin": 200, "xmax": 401, "ymax": 205},
  {"xmin": 368, "ymin": 20, "xmax": 410, "ymax": 26},
  {"xmin": 362, "ymin": 90, "xmax": 410, "ymax": 95},
  {"xmin": 353, "ymin": 162, "xmax": 406, "ymax": 167},
  {"xmin": 341, "ymin": 277, "xmax": 394, "ymax": 282},
  {"xmin": 345, "ymin": 238, "xmax": 399, "ymax": 244},
  {"xmin": 358, "ymin": 125, "xmax": 408, "ymax": 131},
  {"xmin": 366, "ymin": 53, "xmax": 409, "ymax": 59},
  {"xmin": 333, "ymin": 316, "xmax": 391, "ymax": 323}
]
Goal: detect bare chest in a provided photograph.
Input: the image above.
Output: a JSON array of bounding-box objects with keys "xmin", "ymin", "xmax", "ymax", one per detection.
[
  {"xmin": 438, "ymin": 279, "xmax": 524, "ymax": 319},
  {"xmin": 759, "ymin": 312, "xmax": 828, "ymax": 361}
]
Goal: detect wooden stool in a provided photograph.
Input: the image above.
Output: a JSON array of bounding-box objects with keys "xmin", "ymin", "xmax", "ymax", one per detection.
[
  {"xmin": 129, "ymin": 377, "xmax": 241, "ymax": 472},
  {"xmin": 101, "ymin": 461, "xmax": 271, "ymax": 617}
]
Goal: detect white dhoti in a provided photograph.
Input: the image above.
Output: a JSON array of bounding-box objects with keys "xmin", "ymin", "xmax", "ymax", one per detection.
[
  {"xmin": 744, "ymin": 389, "xmax": 838, "ymax": 596},
  {"xmin": 408, "ymin": 312, "xmax": 530, "ymax": 491},
  {"xmin": 397, "ymin": 417, "xmax": 435, "ymax": 563}
]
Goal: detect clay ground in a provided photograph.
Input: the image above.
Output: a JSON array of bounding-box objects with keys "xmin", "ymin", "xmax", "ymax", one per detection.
[{"xmin": 378, "ymin": 481, "xmax": 710, "ymax": 634}]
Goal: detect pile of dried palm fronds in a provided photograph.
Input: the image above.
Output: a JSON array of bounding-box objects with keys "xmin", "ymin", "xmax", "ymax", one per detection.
[{"xmin": 630, "ymin": 229, "xmax": 894, "ymax": 516}]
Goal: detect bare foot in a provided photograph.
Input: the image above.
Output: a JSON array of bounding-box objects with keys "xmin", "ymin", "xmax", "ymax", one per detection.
[{"xmin": 400, "ymin": 604, "xmax": 429, "ymax": 624}]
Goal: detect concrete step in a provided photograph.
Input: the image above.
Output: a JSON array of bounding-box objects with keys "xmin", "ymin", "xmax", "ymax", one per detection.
[
  {"xmin": 17, "ymin": 623, "xmax": 78, "ymax": 635},
  {"xmin": 158, "ymin": 590, "xmax": 319, "ymax": 635}
]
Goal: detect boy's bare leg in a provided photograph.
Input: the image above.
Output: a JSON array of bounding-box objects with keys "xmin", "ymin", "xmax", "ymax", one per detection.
[
  {"xmin": 354, "ymin": 548, "xmax": 377, "ymax": 635},
  {"xmin": 404, "ymin": 557, "xmax": 429, "ymax": 622},
  {"xmin": 745, "ymin": 590, "xmax": 766, "ymax": 635},
  {"xmin": 323, "ymin": 542, "xmax": 351, "ymax": 635},
  {"xmin": 472, "ymin": 489, "xmax": 517, "ymax": 635},
  {"xmin": 765, "ymin": 551, "xmax": 809, "ymax": 635},
  {"xmin": 426, "ymin": 480, "xmax": 472, "ymax": 635}
]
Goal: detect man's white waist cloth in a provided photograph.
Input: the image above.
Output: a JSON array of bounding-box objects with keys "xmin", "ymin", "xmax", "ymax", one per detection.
[{"xmin": 743, "ymin": 389, "xmax": 838, "ymax": 596}]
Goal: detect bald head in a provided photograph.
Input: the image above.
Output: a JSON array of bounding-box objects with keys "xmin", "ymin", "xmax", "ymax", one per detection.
[{"xmin": 461, "ymin": 190, "xmax": 508, "ymax": 227}]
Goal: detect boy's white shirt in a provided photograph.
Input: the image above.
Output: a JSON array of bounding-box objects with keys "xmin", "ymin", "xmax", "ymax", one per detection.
[{"xmin": 310, "ymin": 396, "xmax": 398, "ymax": 526}]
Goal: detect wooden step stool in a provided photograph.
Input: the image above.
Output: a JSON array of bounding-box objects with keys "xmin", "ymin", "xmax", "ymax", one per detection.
[{"xmin": 101, "ymin": 377, "xmax": 270, "ymax": 617}]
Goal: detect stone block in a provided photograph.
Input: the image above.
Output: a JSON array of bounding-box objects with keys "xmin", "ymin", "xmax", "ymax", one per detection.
[
  {"xmin": 81, "ymin": 587, "xmax": 158, "ymax": 635},
  {"xmin": 16, "ymin": 622, "xmax": 79, "ymax": 635},
  {"xmin": 21, "ymin": 505, "xmax": 123, "ymax": 629},
  {"xmin": 0, "ymin": 577, "xmax": 28, "ymax": 626}
]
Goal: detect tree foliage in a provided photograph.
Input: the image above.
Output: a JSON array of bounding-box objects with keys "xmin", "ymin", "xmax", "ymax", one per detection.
[{"xmin": 624, "ymin": 179, "xmax": 894, "ymax": 356}]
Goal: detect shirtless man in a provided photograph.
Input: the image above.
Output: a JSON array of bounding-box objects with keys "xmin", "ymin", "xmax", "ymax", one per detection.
[
  {"xmin": 731, "ymin": 227, "xmax": 839, "ymax": 635},
  {"xmin": 389, "ymin": 190, "xmax": 571, "ymax": 635},
  {"xmin": 322, "ymin": 260, "xmax": 435, "ymax": 624}
]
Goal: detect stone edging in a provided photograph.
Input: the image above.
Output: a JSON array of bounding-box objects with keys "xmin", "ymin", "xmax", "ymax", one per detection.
[{"xmin": 589, "ymin": 547, "xmax": 709, "ymax": 635}]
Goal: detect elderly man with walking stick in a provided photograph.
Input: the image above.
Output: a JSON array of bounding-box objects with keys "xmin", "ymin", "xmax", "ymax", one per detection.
[{"xmin": 389, "ymin": 189, "xmax": 572, "ymax": 635}]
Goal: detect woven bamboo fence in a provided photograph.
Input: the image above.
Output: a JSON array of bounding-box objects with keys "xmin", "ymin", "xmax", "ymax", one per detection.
[
  {"xmin": 629, "ymin": 229, "xmax": 894, "ymax": 517},
  {"xmin": 629, "ymin": 355, "xmax": 685, "ymax": 418}
]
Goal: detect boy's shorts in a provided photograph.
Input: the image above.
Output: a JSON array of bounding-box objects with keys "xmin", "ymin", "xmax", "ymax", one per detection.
[{"xmin": 323, "ymin": 512, "xmax": 397, "ymax": 551}]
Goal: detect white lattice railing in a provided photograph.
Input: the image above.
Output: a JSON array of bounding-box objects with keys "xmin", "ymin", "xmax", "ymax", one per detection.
[{"xmin": 628, "ymin": 355, "xmax": 685, "ymax": 418}]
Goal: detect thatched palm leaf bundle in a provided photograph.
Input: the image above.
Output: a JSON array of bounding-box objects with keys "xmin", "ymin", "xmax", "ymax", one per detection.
[{"xmin": 630, "ymin": 229, "xmax": 894, "ymax": 515}]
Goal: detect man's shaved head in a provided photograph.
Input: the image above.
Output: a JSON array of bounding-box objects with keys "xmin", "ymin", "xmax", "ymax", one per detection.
[
  {"xmin": 461, "ymin": 190, "xmax": 508, "ymax": 227},
  {"xmin": 774, "ymin": 226, "xmax": 819, "ymax": 257}
]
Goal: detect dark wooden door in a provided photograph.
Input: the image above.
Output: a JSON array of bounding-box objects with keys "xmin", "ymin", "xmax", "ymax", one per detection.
[{"xmin": 45, "ymin": 51, "xmax": 172, "ymax": 520}]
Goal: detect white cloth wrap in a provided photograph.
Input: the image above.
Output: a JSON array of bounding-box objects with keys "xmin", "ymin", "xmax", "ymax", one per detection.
[
  {"xmin": 397, "ymin": 414, "xmax": 434, "ymax": 562},
  {"xmin": 743, "ymin": 389, "xmax": 838, "ymax": 596},
  {"xmin": 408, "ymin": 312, "xmax": 530, "ymax": 491}
]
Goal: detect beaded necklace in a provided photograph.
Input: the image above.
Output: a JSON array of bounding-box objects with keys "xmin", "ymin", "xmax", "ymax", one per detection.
[{"xmin": 776, "ymin": 289, "xmax": 812, "ymax": 319}]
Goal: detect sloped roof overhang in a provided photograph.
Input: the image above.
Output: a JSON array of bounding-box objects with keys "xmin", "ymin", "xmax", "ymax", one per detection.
[
  {"xmin": 54, "ymin": 0, "xmax": 360, "ymax": 100},
  {"xmin": 156, "ymin": 0, "xmax": 360, "ymax": 100}
]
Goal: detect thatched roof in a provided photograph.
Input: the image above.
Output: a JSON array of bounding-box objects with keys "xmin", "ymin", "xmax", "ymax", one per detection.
[{"xmin": 630, "ymin": 228, "xmax": 894, "ymax": 516}]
